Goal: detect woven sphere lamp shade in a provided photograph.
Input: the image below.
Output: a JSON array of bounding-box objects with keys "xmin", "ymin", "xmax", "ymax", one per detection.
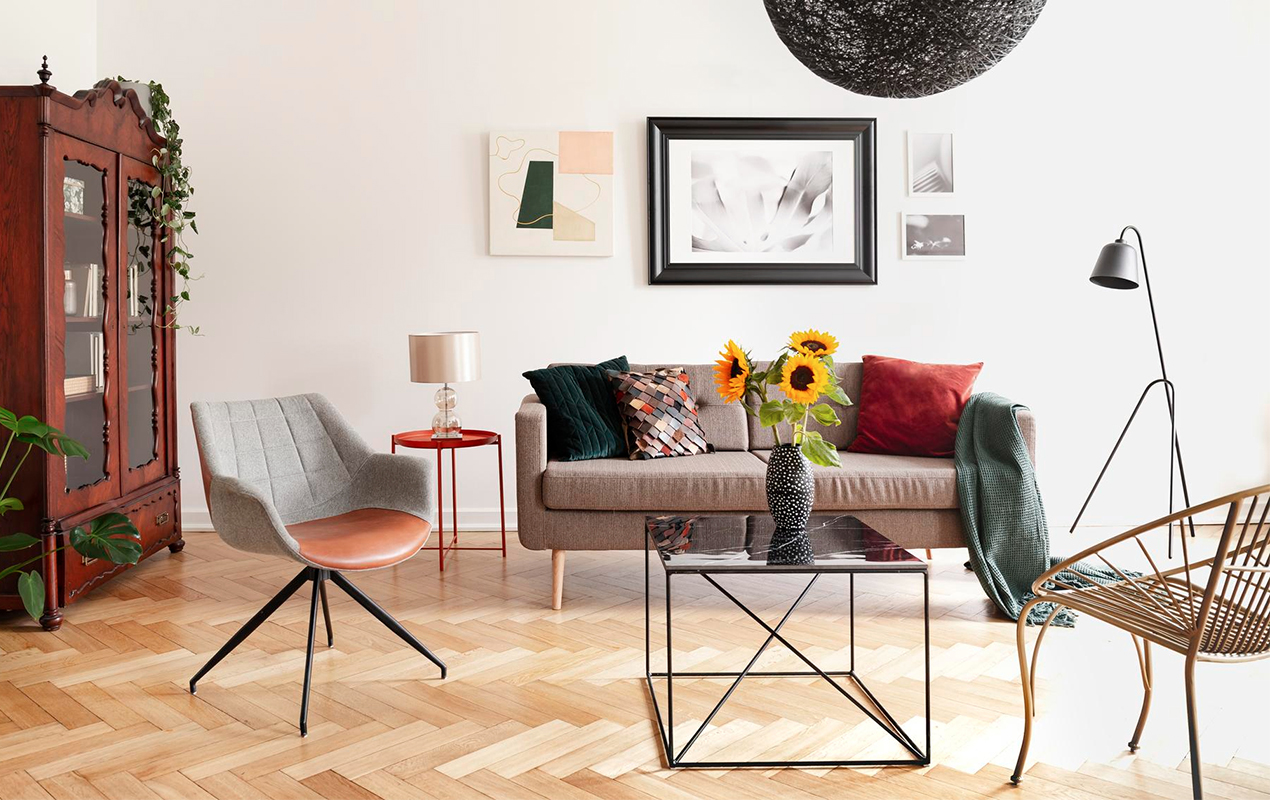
[
  {"xmin": 763, "ymin": 0, "xmax": 1047, "ymax": 99},
  {"xmin": 1090, "ymin": 241, "xmax": 1141, "ymax": 290}
]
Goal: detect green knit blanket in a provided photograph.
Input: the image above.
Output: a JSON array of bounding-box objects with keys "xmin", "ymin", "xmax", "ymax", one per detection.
[{"xmin": 955, "ymin": 393, "xmax": 1108, "ymax": 627}]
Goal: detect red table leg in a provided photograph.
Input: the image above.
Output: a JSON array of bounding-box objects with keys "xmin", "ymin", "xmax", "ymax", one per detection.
[
  {"xmin": 497, "ymin": 437, "xmax": 507, "ymax": 557},
  {"xmin": 436, "ymin": 446, "xmax": 445, "ymax": 571},
  {"xmin": 451, "ymin": 448, "xmax": 458, "ymax": 548}
]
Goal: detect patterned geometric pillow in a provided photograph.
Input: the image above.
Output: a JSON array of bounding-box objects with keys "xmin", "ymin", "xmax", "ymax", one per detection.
[{"xmin": 605, "ymin": 369, "xmax": 713, "ymax": 460}]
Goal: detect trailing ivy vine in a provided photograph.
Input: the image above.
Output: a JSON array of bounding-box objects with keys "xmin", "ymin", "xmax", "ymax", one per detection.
[{"xmin": 112, "ymin": 77, "xmax": 200, "ymax": 334}]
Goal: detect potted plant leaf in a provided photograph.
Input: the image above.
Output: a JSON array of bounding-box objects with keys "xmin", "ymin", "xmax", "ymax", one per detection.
[{"xmin": 0, "ymin": 408, "xmax": 141, "ymax": 623}]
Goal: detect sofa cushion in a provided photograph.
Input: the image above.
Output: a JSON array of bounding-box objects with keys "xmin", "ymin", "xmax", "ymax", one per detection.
[
  {"xmin": 543, "ymin": 451, "xmax": 767, "ymax": 510},
  {"xmin": 847, "ymin": 355, "xmax": 983, "ymax": 457},
  {"xmin": 606, "ymin": 368, "xmax": 712, "ymax": 460},
  {"xmin": 752, "ymin": 450, "xmax": 957, "ymax": 509},
  {"xmin": 631, "ymin": 363, "xmax": 748, "ymax": 451},
  {"xmin": 524, "ymin": 356, "xmax": 629, "ymax": 461}
]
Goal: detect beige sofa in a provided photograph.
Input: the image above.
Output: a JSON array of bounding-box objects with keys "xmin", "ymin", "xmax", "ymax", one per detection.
[{"xmin": 516, "ymin": 361, "xmax": 1035, "ymax": 608}]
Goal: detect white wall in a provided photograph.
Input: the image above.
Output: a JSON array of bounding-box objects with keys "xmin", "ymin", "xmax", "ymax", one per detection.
[
  {"xmin": 13, "ymin": 0, "xmax": 1270, "ymax": 533},
  {"xmin": 0, "ymin": 0, "xmax": 97, "ymax": 94}
]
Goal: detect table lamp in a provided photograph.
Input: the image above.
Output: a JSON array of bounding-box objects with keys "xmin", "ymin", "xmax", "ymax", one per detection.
[
  {"xmin": 1070, "ymin": 226, "xmax": 1194, "ymax": 553},
  {"xmin": 408, "ymin": 331, "xmax": 481, "ymax": 440}
]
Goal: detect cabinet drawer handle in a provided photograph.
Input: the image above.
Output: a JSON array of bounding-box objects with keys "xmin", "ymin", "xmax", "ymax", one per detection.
[
  {"xmin": 82, "ymin": 555, "xmax": 97, "ymax": 566},
  {"xmin": 155, "ymin": 511, "xmax": 169, "ymax": 526}
]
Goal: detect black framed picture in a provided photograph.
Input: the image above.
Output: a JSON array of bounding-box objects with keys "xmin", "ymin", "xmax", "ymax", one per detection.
[{"xmin": 648, "ymin": 117, "xmax": 877, "ymax": 285}]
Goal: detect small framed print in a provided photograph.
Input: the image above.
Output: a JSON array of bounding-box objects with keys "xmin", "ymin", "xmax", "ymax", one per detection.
[
  {"xmin": 907, "ymin": 132, "xmax": 954, "ymax": 196},
  {"xmin": 902, "ymin": 213, "xmax": 965, "ymax": 260}
]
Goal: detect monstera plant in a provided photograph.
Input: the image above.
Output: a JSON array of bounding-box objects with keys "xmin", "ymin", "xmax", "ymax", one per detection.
[{"xmin": 0, "ymin": 408, "xmax": 141, "ymax": 622}]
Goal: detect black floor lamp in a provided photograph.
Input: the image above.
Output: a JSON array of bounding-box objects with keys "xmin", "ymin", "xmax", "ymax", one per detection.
[{"xmin": 1070, "ymin": 225, "xmax": 1195, "ymax": 554}]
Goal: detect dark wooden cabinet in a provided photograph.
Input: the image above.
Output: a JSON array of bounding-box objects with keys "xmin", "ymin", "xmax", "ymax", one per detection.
[{"xmin": 0, "ymin": 64, "xmax": 182, "ymax": 630}]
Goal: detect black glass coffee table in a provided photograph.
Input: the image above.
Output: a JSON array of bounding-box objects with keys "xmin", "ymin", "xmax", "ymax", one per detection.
[{"xmin": 645, "ymin": 513, "xmax": 930, "ymax": 769}]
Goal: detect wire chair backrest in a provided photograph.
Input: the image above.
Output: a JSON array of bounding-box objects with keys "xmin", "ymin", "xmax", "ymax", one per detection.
[{"xmin": 1196, "ymin": 488, "xmax": 1270, "ymax": 657}]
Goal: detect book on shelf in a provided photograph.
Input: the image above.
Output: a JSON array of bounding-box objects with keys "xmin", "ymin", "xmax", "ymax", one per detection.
[
  {"xmin": 66, "ymin": 263, "xmax": 102, "ymax": 318},
  {"xmin": 64, "ymin": 375, "xmax": 95, "ymax": 396},
  {"xmin": 127, "ymin": 263, "xmax": 140, "ymax": 318},
  {"xmin": 90, "ymin": 332, "xmax": 104, "ymax": 389}
]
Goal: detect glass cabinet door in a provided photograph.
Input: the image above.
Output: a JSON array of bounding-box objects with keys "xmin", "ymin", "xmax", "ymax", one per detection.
[
  {"xmin": 119, "ymin": 156, "xmax": 168, "ymax": 493},
  {"xmin": 50, "ymin": 135, "xmax": 121, "ymax": 515}
]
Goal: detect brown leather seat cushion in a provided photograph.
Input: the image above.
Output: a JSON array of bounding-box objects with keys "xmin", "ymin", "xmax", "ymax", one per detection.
[{"xmin": 287, "ymin": 508, "xmax": 431, "ymax": 570}]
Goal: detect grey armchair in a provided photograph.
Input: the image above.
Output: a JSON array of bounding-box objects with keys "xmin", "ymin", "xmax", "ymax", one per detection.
[{"xmin": 188, "ymin": 394, "xmax": 446, "ymax": 736}]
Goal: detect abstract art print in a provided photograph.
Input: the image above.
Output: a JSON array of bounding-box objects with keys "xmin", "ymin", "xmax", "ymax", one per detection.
[
  {"xmin": 907, "ymin": 132, "xmax": 954, "ymax": 195},
  {"xmin": 649, "ymin": 117, "xmax": 876, "ymax": 284},
  {"xmin": 902, "ymin": 213, "xmax": 966, "ymax": 259},
  {"xmin": 489, "ymin": 131, "xmax": 613, "ymax": 256}
]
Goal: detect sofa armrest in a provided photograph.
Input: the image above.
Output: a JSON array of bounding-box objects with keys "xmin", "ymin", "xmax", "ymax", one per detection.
[
  {"xmin": 1016, "ymin": 407, "xmax": 1037, "ymax": 468},
  {"xmin": 515, "ymin": 394, "xmax": 549, "ymax": 549}
]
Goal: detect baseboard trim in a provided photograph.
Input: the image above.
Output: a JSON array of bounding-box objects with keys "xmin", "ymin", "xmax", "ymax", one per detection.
[{"xmin": 182, "ymin": 508, "xmax": 519, "ymax": 533}]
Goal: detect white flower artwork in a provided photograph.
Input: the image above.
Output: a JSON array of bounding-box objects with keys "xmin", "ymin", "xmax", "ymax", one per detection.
[{"xmin": 689, "ymin": 150, "xmax": 834, "ymax": 255}]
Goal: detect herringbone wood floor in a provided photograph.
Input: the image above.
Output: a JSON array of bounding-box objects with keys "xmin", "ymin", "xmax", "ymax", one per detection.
[{"xmin": 1, "ymin": 529, "xmax": 1268, "ymax": 799}]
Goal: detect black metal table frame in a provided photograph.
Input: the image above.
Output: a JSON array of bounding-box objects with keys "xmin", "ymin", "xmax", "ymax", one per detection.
[{"xmin": 644, "ymin": 539, "xmax": 931, "ymax": 769}]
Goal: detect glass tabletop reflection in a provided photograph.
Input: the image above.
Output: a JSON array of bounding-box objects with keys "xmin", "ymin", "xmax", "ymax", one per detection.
[{"xmin": 645, "ymin": 514, "xmax": 926, "ymax": 573}]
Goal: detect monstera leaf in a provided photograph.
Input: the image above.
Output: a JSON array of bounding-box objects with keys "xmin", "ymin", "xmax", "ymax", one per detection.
[
  {"xmin": 70, "ymin": 512, "xmax": 142, "ymax": 565},
  {"xmin": 17, "ymin": 571, "xmax": 43, "ymax": 621},
  {"xmin": 0, "ymin": 409, "xmax": 88, "ymax": 459}
]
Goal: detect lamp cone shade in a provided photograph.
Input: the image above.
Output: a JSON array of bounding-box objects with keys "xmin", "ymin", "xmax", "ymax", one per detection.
[
  {"xmin": 1090, "ymin": 240, "xmax": 1140, "ymax": 290},
  {"xmin": 408, "ymin": 331, "xmax": 481, "ymax": 383}
]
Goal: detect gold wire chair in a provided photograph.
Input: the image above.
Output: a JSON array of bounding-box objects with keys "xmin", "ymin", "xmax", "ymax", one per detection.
[{"xmin": 1011, "ymin": 483, "xmax": 1270, "ymax": 800}]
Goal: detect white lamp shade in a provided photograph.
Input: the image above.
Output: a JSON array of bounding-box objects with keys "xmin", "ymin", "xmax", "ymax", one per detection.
[{"xmin": 408, "ymin": 331, "xmax": 481, "ymax": 383}]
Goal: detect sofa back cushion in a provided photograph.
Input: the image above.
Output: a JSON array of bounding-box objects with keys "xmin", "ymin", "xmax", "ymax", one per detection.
[
  {"xmin": 630, "ymin": 363, "xmax": 748, "ymax": 451},
  {"xmin": 746, "ymin": 361, "xmax": 863, "ymax": 450}
]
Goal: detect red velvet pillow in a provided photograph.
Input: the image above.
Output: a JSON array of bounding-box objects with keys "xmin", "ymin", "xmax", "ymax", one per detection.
[{"xmin": 847, "ymin": 355, "xmax": 983, "ymax": 458}]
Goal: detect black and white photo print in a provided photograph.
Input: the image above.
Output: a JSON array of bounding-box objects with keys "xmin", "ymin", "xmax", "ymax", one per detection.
[
  {"xmin": 907, "ymin": 132, "xmax": 955, "ymax": 195},
  {"xmin": 903, "ymin": 213, "xmax": 966, "ymax": 259},
  {"xmin": 690, "ymin": 150, "xmax": 834, "ymax": 256}
]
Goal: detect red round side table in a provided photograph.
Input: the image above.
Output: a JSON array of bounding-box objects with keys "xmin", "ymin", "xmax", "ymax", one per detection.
[{"xmin": 391, "ymin": 429, "xmax": 506, "ymax": 571}]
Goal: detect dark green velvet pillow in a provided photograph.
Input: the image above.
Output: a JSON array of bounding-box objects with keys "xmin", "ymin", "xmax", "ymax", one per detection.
[{"xmin": 524, "ymin": 356, "xmax": 629, "ymax": 461}]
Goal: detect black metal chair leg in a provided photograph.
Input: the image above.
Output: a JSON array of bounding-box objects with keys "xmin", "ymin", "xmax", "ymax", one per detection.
[
  {"xmin": 319, "ymin": 579, "xmax": 334, "ymax": 647},
  {"xmin": 299, "ymin": 570, "xmax": 322, "ymax": 737},
  {"xmin": 329, "ymin": 571, "xmax": 447, "ymax": 679},
  {"xmin": 189, "ymin": 566, "xmax": 313, "ymax": 694}
]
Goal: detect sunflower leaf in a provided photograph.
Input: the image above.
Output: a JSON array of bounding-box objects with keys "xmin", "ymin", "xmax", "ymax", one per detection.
[
  {"xmin": 766, "ymin": 353, "xmax": 788, "ymax": 385},
  {"xmin": 783, "ymin": 402, "xmax": 805, "ymax": 423},
  {"xmin": 810, "ymin": 404, "xmax": 840, "ymax": 426},
  {"xmin": 758, "ymin": 401, "xmax": 785, "ymax": 428},
  {"xmin": 801, "ymin": 431, "xmax": 841, "ymax": 468},
  {"xmin": 824, "ymin": 384, "xmax": 853, "ymax": 407}
]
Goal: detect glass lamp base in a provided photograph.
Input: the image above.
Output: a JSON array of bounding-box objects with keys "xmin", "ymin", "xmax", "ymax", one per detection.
[{"xmin": 431, "ymin": 385, "xmax": 462, "ymax": 438}]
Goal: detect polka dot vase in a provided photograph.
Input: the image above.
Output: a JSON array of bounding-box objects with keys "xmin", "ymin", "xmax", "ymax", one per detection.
[
  {"xmin": 767, "ymin": 528, "xmax": 815, "ymax": 566},
  {"xmin": 766, "ymin": 443, "xmax": 814, "ymax": 535}
]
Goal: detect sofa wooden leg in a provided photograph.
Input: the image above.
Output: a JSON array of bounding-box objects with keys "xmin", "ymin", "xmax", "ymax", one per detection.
[
  {"xmin": 551, "ymin": 550, "xmax": 566, "ymax": 610},
  {"xmin": 926, "ymin": 549, "xmax": 933, "ymax": 560}
]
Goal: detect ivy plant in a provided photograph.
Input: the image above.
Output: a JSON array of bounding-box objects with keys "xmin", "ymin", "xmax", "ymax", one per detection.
[
  {"xmin": 0, "ymin": 408, "xmax": 141, "ymax": 622},
  {"xmin": 112, "ymin": 77, "xmax": 200, "ymax": 334}
]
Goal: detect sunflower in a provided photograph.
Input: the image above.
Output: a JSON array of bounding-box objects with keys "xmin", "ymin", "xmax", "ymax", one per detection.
[
  {"xmin": 788, "ymin": 329, "xmax": 839, "ymax": 358},
  {"xmin": 780, "ymin": 353, "xmax": 831, "ymax": 404},
  {"xmin": 713, "ymin": 340, "xmax": 750, "ymax": 403}
]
